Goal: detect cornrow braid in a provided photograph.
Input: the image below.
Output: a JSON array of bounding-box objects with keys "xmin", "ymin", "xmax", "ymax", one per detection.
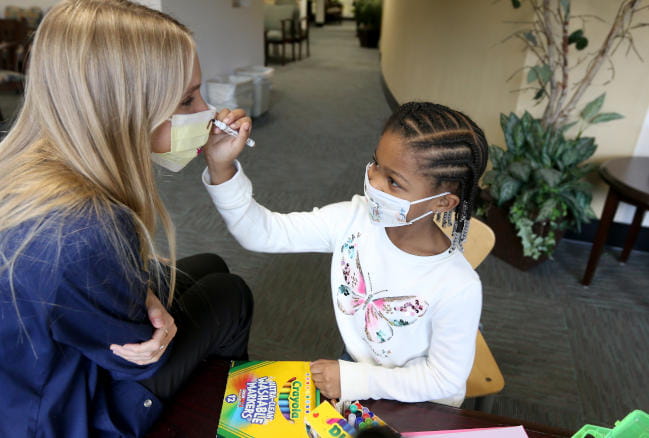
[{"xmin": 383, "ymin": 102, "xmax": 488, "ymax": 251}]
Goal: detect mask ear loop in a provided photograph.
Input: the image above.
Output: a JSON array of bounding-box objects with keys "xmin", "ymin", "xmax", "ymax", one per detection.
[{"xmin": 406, "ymin": 192, "xmax": 451, "ymax": 225}]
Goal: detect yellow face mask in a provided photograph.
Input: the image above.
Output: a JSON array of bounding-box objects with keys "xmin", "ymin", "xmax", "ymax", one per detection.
[{"xmin": 151, "ymin": 105, "xmax": 216, "ymax": 172}]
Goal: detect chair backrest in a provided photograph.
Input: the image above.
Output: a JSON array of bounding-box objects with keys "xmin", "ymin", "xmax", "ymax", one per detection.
[
  {"xmin": 0, "ymin": 18, "xmax": 29, "ymax": 45},
  {"xmin": 0, "ymin": 19, "xmax": 31, "ymax": 73},
  {"xmin": 263, "ymin": 4, "xmax": 298, "ymax": 31},
  {"xmin": 433, "ymin": 217, "xmax": 495, "ymax": 269}
]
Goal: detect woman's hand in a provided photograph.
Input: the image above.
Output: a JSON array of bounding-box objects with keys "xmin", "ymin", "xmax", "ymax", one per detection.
[
  {"xmin": 204, "ymin": 108, "xmax": 252, "ymax": 185},
  {"xmin": 310, "ymin": 359, "xmax": 341, "ymax": 400},
  {"xmin": 109, "ymin": 290, "xmax": 177, "ymax": 365}
]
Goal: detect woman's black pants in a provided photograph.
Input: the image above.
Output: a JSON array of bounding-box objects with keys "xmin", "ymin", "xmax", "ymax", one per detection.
[{"xmin": 139, "ymin": 253, "xmax": 253, "ymax": 401}]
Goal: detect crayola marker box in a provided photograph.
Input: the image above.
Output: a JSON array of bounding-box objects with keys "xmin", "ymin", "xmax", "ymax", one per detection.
[
  {"xmin": 306, "ymin": 401, "xmax": 355, "ymax": 438},
  {"xmin": 216, "ymin": 361, "xmax": 320, "ymax": 438},
  {"xmin": 308, "ymin": 400, "xmax": 394, "ymax": 437}
]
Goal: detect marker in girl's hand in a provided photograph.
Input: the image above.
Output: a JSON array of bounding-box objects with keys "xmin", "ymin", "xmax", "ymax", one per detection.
[{"xmin": 211, "ymin": 119, "xmax": 255, "ymax": 147}]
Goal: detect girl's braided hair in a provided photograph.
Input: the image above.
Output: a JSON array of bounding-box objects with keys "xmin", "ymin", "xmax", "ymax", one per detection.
[{"xmin": 383, "ymin": 102, "xmax": 488, "ymax": 251}]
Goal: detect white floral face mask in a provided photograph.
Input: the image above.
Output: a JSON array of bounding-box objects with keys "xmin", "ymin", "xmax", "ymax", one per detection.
[
  {"xmin": 363, "ymin": 162, "xmax": 450, "ymax": 227},
  {"xmin": 151, "ymin": 105, "xmax": 216, "ymax": 172}
]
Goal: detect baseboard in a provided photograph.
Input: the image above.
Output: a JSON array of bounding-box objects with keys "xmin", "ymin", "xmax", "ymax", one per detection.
[
  {"xmin": 565, "ymin": 220, "xmax": 649, "ymax": 252},
  {"xmin": 378, "ymin": 71, "xmax": 649, "ymax": 253},
  {"xmin": 379, "ymin": 71, "xmax": 399, "ymax": 111}
]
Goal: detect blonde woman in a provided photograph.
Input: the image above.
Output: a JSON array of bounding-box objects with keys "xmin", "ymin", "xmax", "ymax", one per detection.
[{"xmin": 0, "ymin": 1, "xmax": 253, "ymax": 436}]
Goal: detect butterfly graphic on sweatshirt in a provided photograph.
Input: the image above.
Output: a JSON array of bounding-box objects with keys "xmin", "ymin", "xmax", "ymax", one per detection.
[{"xmin": 337, "ymin": 234, "xmax": 429, "ymax": 343}]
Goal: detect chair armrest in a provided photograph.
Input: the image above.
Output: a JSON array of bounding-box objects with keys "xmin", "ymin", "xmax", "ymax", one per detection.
[{"xmin": 280, "ymin": 18, "xmax": 294, "ymax": 40}]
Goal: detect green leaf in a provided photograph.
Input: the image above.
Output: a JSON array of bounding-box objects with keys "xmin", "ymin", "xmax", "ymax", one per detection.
[
  {"xmin": 537, "ymin": 64, "xmax": 552, "ymax": 84},
  {"xmin": 482, "ymin": 170, "xmax": 497, "ymax": 187},
  {"xmin": 559, "ymin": 121, "xmax": 578, "ymax": 133},
  {"xmin": 524, "ymin": 31, "xmax": 537, "ymax": 46},
  {"xmin": 537, "ymin": 198, "xmax": 557, "ymax": 222},
  {"xmin": 512, "ymin": 123, "xmax": 525, "ymax": 150},
  {"xmin": 560, "ymin": 0, "xmax": 570, "ymax": 17},
  {"xmin": 498, "ymin": 177, "xmax": 521, "ymax": 204},
  {"xmin": 489, "ymin": 183, "xmax": 500, "ymax": 201},
  {"xmin": 528, "ymin": 64, "xmax": 552, "ymax": 85},
  {"xmin": 590, "ymin": 112, "xmax": 624, "ymax": 124},
  {"xmin": 508, "ymin": 161, "xmax": 532, "ymax": 181},
  {"xmin": 537, "ymin": 168, "xmax": 562, "ymax": 187},
  {"xmin": 561, "ymin": 137, "xmax": 596, "ymax": 167},
  {"xmin": 551, "ymin": 136, "xmax": 571, "ymax": 169},
  {"xmin": 568, "ymin": 29, "xmax": 584, "ymax": 44},
  {"xmin": 521, "ymin": 111, "xmax": 534, "ymax": 131},
  {"xmin": 534, "ymin": 88, "xmax": 545, "ymax": 100},
  {"xmin": 576, "ymin": 37, "xmax": 588, "ymax": 50},
  {"xmin": 569, "ymin": 162, "xmax": 598, "ymax": 179},
  {"xmin": 488, "ymin": 145, "xmax": 506, "ymax": 170},
  {"xmin": 500, "ymin": 113, "xmax": 519, "ymax": 151},
  {"xmin": 511, "ymin": 0, "xmax": 521, "ymax": 8},
  {"xmin": 580, "ymin": 93, "xmax": 606, "ymax": 122}
]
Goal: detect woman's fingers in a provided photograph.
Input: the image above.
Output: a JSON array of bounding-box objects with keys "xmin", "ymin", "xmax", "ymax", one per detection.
[{"xmin": 109, "ymin": 323, "xmax": 176, "ymax": 365}]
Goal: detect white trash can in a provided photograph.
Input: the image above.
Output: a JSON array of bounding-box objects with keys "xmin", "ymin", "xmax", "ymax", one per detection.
[
  {"xmin": 234, "ymin": 66, "xmax": 274, "ymax": 117},
  {"xmin": 206, "ymin": 75, "xmax": 254, "ymax": 116}
]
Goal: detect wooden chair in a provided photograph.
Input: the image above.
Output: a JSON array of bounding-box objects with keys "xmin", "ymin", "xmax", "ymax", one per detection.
[
  {"xmin": 434, "ymin": 217, "xmax": 505, "ymax": 411},
  {"xmin": 0, "ymin": 18, "xmax": 30, "ymax": 121},
  {"xmin": 295, "ymin": 16, "xmax": 310, "ymax": 60},
  {"xmin": 264, "ymin": 4, "xmax": 299, "ymax": 66},
  {"xmin": 325, "ymin": 0, "xmax": 343, "ymax": 23}
]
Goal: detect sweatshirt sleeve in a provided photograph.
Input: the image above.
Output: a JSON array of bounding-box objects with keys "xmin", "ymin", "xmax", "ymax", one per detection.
[
  {"xmin": 202, "ymin": 162, "xmax": 351, "ymax": 254},
  {"xmin": 50, "ymin": 213, "xmax": 168, "ymax": 381},
  {"xmin": 338, "ymin": 279, "xmax": 482, "ymax": 405}
]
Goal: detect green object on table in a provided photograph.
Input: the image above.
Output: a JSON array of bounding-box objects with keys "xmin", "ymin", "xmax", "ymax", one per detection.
[{"xmin": 572, "ymin": 410, "xmax": 649, "ymax": 438}]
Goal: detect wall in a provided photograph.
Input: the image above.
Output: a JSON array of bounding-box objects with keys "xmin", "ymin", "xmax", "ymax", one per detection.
[
  {"xmin": 381, "ymin": 0, "xmax": 649, "ymax": 226},
  {"xmin": 2, "ymin": 0, "xmax": 263, "ymax": 99},
  {"xmin": 339, "ymin": 0, "xmax": 354, "ymax": 18},
  {"xmin": 0, "ymin": 0, "xmax": 160, "ymax": 15},
  {"xmin": 134, "ymin": 0, "xmax": 161, "ymax": 9},
  {"xmin": 0, "ymin": 1, "xmax": 55, "ymax": 16},
  {"xmin": 0, "ymin": 0, "xmax": 161, "ymax": 17},
  {"xmin": 161, "ymin": 0, "xmax": 264, "ymax": 85},
  {"xmin": 381, "ymin": 0, "xmax": 533, "ymax": 153}
]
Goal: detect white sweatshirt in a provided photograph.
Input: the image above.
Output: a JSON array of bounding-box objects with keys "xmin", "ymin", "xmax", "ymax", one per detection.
[{"xmin": 202, "ymin": 162, "xmax": 482, "ymax": 407}]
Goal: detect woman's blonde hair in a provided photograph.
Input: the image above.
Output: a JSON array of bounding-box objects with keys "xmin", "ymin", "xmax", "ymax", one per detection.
[{"xmin": 0, "ymin": 0, "xmax": 195, "ymax": 338}]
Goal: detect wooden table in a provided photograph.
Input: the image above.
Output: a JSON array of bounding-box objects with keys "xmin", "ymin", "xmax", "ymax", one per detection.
[
  {"xmin": 147, "ymin": 359, "xmax": 574, "ymax": 438},
  {"xmin": 364, "ymin": 400, "xmax": 573, "ymax": 438},
  {"xmin": 582, "ymin": 157, "xmax": 649, "ymax": 285}
]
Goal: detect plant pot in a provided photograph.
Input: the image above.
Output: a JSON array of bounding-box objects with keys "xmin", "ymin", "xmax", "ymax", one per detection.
[
  {"xmin": 480, "ymin": 192, "xmax": 563, "ymax": 271},
  {"xmin": 358, "ymin": 28, "xmax": 380, "ymax": 48}
]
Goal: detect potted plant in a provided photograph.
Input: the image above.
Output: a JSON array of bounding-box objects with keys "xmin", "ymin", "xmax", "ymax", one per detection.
[
  {"xmin": 354, "ymin": 0, "xmax": 382, "ymax": 48},
  {"xmin": 480, "ymin": 0, "xmax": 645, "ymax": 270}
]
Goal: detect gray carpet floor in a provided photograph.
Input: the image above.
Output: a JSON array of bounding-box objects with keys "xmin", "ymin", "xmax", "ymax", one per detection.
[{"xmin": 2, "ymin": 20, "xmax": 647, "ymax": 435}]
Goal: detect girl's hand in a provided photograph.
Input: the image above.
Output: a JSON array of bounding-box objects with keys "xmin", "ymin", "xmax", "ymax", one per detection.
[
  {"xmin": 310, "ymin": 359, "xmax": 341, "ymax": 400},
  {"xmin": 109, "ymin": 290, "xmax": 177, "ymax": 365},
  {"xmin": 204, "ymin": 108, "xmax": 252, "ymax": 185}
]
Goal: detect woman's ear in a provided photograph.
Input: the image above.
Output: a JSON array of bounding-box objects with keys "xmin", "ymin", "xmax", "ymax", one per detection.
[{"xmin": 433, "ymin": 194, "xmax": 460, "ymax": 212}]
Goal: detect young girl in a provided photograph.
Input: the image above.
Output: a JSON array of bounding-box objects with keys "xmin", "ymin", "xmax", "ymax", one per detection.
[{"xmin": 204, "ymin": 102, "xmax": 488, "ymax": 406}]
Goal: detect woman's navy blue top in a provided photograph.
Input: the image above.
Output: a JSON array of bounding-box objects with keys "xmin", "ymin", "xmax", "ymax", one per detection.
[{"xmin": 0, "ymin": 211, "xmax": 168, "ymax": 437}]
